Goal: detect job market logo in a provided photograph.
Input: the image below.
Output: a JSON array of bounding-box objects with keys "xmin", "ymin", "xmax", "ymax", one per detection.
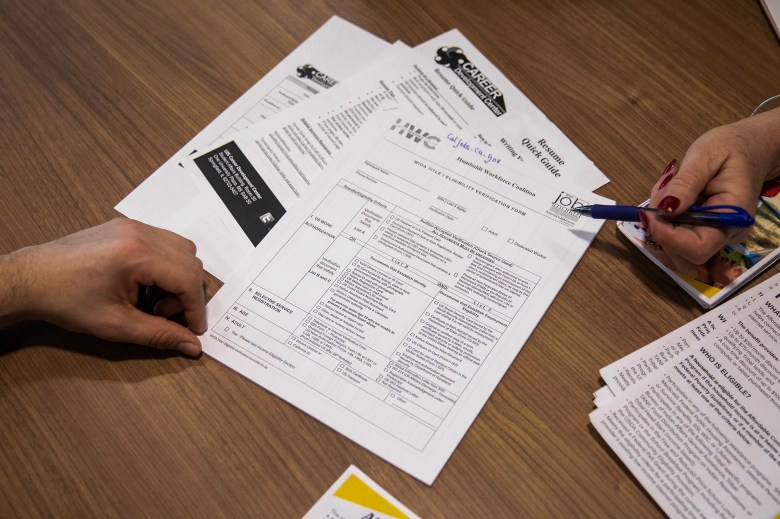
[
  {"xmin": 435, "ymin": 46, "xmax": 507, "ymax": 117},
  {"xmin": 548, "ymin": 192, "xmax": 586, "ymax": 226},
  {"xmin": 296, "ymin": 64, "xmax": 338, "ymax": 88}
]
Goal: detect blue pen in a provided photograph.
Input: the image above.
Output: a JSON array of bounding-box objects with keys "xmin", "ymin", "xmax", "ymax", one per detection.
[{"xmin": 572, "ymin": 204, "xmax": 755, "ymax": 228}]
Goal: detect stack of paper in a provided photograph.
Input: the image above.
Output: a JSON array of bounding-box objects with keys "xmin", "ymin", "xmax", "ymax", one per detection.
[
  {"xmin": 591, "ymin": 273, "xmax": 780, "ymax": 517},
  {"xmin": 117, "ymin": 16, "xmax": 609, "ymax": 280},
  {"xmin": 118, "ymin": 16, "xmax": 612, "ymax": 484},
  {"xmin": 117, "ymin": 17, "xmax": 394, "ymax": 279}
]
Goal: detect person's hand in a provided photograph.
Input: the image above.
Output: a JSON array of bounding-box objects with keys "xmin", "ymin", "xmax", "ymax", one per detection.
[
  {"xmin": 644, "ymin": 107, "xmax": 780, "ymax": 273},
  {"xmin": 0, "ymin": 218, "xmax": 207, "ymax": 356}
]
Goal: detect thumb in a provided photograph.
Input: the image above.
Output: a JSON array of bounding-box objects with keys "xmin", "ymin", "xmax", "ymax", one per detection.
[{"xmin": 108, "ymin": 308, "xmax": 203, "ymax": 356}]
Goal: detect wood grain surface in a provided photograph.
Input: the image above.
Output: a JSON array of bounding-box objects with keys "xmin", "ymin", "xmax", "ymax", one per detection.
[{"xmin": 1, "ymin": 0, "xmax": 778, "ymax": 517}]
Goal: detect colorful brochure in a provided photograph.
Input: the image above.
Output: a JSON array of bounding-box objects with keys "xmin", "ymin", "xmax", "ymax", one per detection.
[
  {"xmin": 617, "ymin": 181, "xmax": 780, "ymax": 308},
  {"xmin": 302, "ymin": 466, "xmax": 419, "ymax": 519}
]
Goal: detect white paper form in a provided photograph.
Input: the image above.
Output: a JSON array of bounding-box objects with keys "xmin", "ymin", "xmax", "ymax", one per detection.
[
  {"xmin": 183, "ymin": 31, "xmax": 608, "ymax": 280},
  {"xmin": 412, "ymin": 30, "xmax": 609, "ymax": 191},
  {"xmin": 180, "ymin": 45, "xmax": 408, "ymax": 263},
  {"xmin": 591, "ymin": 287, "xmax": 761, "ymax": 407},
  {"xmin": 595, "ymin": 277, "xmax": 778, "ymax": 407},
  {"xmin": 201, "ymin": 110, "xmax": 609, "ymax": 484},
  {"xmin": 590, "ymin": 274, "xmax": 780, "ymax": 517},
  {"xmin": 115, "ymin": 16, "xmax": 391, "ymax": 277}
]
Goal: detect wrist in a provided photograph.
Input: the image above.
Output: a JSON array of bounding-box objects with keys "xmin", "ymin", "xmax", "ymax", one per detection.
[
  {"xmin": 750, "ymin": 106, "xmax": 780, "ymax": 182},
  {"xmin": 0, "ymin": 247, "xmax": 44, "ymax": 328}
]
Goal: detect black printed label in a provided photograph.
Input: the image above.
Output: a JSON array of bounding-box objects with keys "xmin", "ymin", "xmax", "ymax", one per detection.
[{"xmin": 194, "ymin": 141, "xmax": 285, "ymax": 246}]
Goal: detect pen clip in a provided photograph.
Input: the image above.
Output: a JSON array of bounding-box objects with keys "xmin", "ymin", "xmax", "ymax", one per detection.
[
  {"xmin": 663, "ymin": 204, "xmax": 755, "ymax": 228},
  {"xmin": 686, "ymin": 204, "xmax": 751, "ymax": 217}
]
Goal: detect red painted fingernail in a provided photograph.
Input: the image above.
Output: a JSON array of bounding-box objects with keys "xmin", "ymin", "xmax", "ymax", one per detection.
[
  {"xmin": 662, "ymin": 159, "xmax": 678, "ymax": 176},
  {"xmin": 658, "ymin": 196, "xmax": 680, "ymax": 213},
  {"xmin": 658, "ymin": 160, "xmax": 678, "ymax": 189},
  {"xmin": 638, "ymin": 209, "xmax": 649, "ymax": 227}
]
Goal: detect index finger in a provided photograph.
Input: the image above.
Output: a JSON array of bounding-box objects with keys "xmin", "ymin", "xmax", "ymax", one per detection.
[
  {"xmin": 650, "ymin": 151, "xmax": 722, "ymax": 213},
  {"xmin": 135, "ymin": 248, "xmax": 208, "ymax": 334}
]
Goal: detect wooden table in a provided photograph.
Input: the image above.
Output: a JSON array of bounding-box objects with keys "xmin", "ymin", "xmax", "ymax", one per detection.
[{"xmin": 1, "ymin": 0, "xmax": 778, "ymax": 516}]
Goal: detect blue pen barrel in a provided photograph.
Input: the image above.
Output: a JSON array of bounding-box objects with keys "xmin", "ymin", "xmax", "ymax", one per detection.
[{"xmin": 590, "ymin": 205, "xmax": 641, "ymax": 221}]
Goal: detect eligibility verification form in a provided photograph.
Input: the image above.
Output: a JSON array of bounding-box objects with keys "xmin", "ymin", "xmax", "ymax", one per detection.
[{"xmin": 199, "ymin": 110, "xmax": 609, "ymax": 484}]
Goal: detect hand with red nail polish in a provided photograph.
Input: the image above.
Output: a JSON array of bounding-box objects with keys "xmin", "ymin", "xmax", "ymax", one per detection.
[{"xmin": 644, "ymin": 107, "xmax": 780, "ymax": 269}]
